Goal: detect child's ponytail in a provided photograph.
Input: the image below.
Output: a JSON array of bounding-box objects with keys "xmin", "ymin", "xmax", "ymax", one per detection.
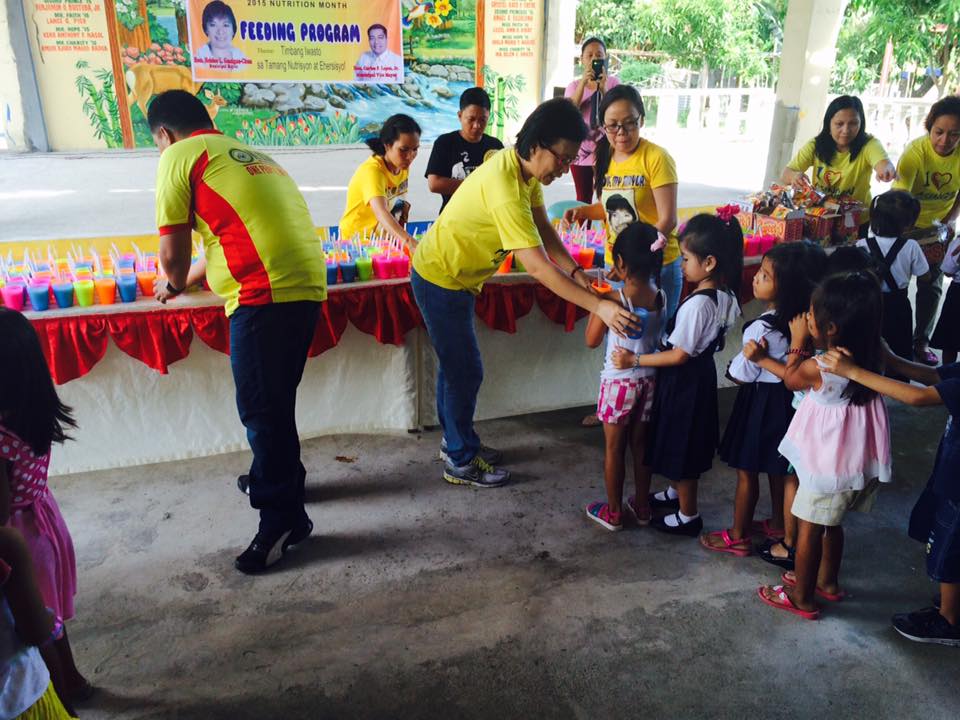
[
  {"xmin": 364, "ymin": 113, "xmax": 422, "ymax": 157},
  {"xmin": 611, "ymin": 221, "xmax": 663, "ymax": 286}
]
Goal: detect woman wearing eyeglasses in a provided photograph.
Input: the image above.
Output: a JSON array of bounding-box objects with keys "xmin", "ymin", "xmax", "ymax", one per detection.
[
  {"xmin": 564, "ymin": 85, "xmax": 682, "ymax": 320},
  {"xmin": 412, "ymin": 99, "xmax": 642, "ymax": 489}
]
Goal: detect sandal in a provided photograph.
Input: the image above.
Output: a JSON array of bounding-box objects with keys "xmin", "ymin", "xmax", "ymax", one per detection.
[
  {"xmin": 757, "ymin": 585, "xmax": 820, "ymax": 620},
  {"xmin": 581, "ymin": 413, "xmax": 602, "ymax": 427},
  {"xmin": 699, "ymin": 529, "xmax": 752, "ymax": 557},
  {"xmin": 780, "ymin": 571, "xmax": 846, "ymax": 602},
  {"xmin": 758, "ymin": 538, "xmax": 795, "ymax": 570},
  {"xmin": 586, "ymin": 501, "xmax": 623, "ymax": 531},
  {"xmin": 626, "ymin": 495, "xmax": 652, "ymax": 526},
  {"xmin": 751, "ymin": 518, "xmax": 785, "ymax": 540}
]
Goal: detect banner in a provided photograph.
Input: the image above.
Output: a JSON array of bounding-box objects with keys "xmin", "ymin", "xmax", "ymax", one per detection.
[{"xmin": 185, "ymin": 0, "xmax": 403, "ymax": 83}]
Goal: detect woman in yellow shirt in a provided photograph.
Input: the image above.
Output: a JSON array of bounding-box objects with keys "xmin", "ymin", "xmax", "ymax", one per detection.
[
  {"xmin": 564, "ymin": 85, "xmax": 682, "ymax": 319},
  {"xmin": 781, "ymin": 95, "xmax": 896, "ymax": 236},
  {"xmin": 340, "ymin": 114, "xmax": 420, "ymax": 250},
  {"xmin": 893, "ymin": 95, "xmax": 960, "ymax": 364},
  {"xmin": 412, "ymin": 98, "xmax": 640, "ymax": 488}
]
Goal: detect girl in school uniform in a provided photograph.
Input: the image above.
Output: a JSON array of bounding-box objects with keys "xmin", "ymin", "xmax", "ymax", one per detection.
[
  {"xmin": 616, "ymin": 212, "xmax": 743, "ymax": 536},
  {"xmin": 856, "ymin": 190, "xmax": 930, "ymax": 362},
  {"xmin": 931, "ymin": 235, "xmax": 960, "ymax": 365}
]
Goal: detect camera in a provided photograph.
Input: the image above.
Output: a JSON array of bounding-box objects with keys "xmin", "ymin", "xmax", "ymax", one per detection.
[{"xmin": 591, "ymin": 58, "xmax": 605, "ymax": 80}]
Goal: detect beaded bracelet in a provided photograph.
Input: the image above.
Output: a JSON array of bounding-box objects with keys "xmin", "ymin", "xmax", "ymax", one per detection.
[{"xmin": 787, "ymin": 347, "xmax": 811, "ymax": 358}]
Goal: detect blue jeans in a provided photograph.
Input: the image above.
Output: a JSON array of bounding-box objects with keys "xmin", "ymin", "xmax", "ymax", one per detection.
[
  {"xmin": 411, "ymin": 269, "xmax": 482, "ymax": 466},
  {"xmin": 661, "ymin": 257, "xmax": 683, "ymax": 320},
  {"xmin": 230, "ymin": 301, "xmax": 320, "ymax": 536}
]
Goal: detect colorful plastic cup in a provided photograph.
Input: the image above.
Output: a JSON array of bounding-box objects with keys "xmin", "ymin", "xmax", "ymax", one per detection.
[
  {"xmin": 390, "ymin": 254, "xmax": 410, "ymax": 278},
  {"xmin": 326, "ymin": 263, "xmax": 339, "ymax": 285},
  {"xmin": 592, "ymin": 246, "xmax": 605, "ymax": 268},
  {"xmin": 136, "ymin": 271, "xmax": 156, "ymax": 297},
  {"xmin": 625, "ymin": 308, "xmax": 648, "ymax": 340},
  {"xmin": 94, "ymin": 278, "xmax": 117, "ymax": 305},
  {"xmin": 27, "ymin": 283, "xmax": 50, "ymax": 311},
  {"xmin": 578, "ymin": 246, "xmax": 595, "ymax": 269},
  {"xmin": 1, "ymin": 283, "xmax": 25, "ymax": 311},
  {"xmin": 356, "ymin": 257, "xmax": 373, "ymax": 281},
  {"xmin": 74, "ymin": 280, "xmax": 94, "ymax": 307},
  {"xmin": 117, "ymin": 275, "xmax": 137, "ymax": 303},
  {"xmin": 372, "ymin": 255, "xmax": 390, "ymax": 280},
  {"xmin": 52, "ymin": 282, "xmax": 74, "ymax": 309},
  {"xmin": 340, "ymin": 260, "xmax": 358, "ymax": 283},
  {"xmin": 514, "ymin": 255, "xmax": 526, "ymax": 273},
  {"xmin": 497, "ymin": 252, "xmax": 513, "ymax": 274},
  {"xmin": 592, "ymin": 280, "xmax": 612, "ymax": 294}
]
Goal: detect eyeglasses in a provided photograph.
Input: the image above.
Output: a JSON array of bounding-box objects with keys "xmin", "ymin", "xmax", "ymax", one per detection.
[
  {"xmin": 603, "ymin": 118, "xmax": 641, "ymax": 135},
  {"xmin": 543, "ymin": 145, "xmax": 577, "ymax": 168}
]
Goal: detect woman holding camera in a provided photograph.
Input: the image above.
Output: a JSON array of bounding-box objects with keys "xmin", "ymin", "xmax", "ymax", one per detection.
[{"xmin": 565, "ymin": 37, "xmax": 620, "ymax": 203}]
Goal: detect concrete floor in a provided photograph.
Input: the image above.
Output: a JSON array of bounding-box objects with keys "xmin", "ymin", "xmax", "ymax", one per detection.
[{"xmin": 57, "ymin": 392, "xmax": 957, "ymax": 720}]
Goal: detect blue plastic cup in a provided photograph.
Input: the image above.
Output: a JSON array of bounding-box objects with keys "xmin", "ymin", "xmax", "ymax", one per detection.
[
  {"xmin": 52, "ymin": 282, "xmax": 74, "ymax": 309},
  {"xmin": 326, "ymin": 263, "xmax": 339, "ymax": 285},
  {"xmin": 625, "ymin": 307, "xmax": 648, "ymax": 340},
  {"xmin": 117, "ymin": 274, "xmax": 137, "ymax": 303},
  {"xmin": 27, "ymin": 284, "xmax": 50, "ymax": 311},
  {"xmin": 340, "ymin": 260, "xmax": 358, "ymax": 283}
]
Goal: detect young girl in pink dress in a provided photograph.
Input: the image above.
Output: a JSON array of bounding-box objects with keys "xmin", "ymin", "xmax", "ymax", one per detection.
[
  {"xmin": 756, "ymin": 272, "xmax": 892, "ymax": 620},
  {"xmin": 0, "ymin": 308, "xmax": 90, "ymax": 703}
]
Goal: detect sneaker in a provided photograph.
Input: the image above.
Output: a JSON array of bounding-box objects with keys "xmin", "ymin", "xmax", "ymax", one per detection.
[
  {"xmin": 284, "ymin": 518, "xmax": 314, "ymax": 550},
  {"xmin": 443, "ymin": 455, "xmax": 510, "ymax": 487},
  {"xmin": 439, "ymin": 439, "xmax": 503, "ymax": 466},
  {"xmin": 626, "ymin": 495, "xmax": 652, "ymax": 526},
  {"xmin": 650, "ymin": 512, "xmax": 704, "ymax": 537},
  {"xmin": 648, "ymin": 489, "xmax": 680, "ymax": 511},
  {"xmin": 237, "ymin": 475, "xmax": 250, "ymax": 495},
  {"xmin": 586, "ymin": 501, "xmax": 623, "ymax": 531},
  {"xmin": 892, "ymin": 606, "xmax": 960, "ymax": 647},
  {"xmin": 235, "ymin": 528, "xmax": 294, "ymax": 574}
]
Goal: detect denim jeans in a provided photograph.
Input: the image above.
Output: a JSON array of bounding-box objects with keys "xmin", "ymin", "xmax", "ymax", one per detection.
[
  {"xmin": 411, "ymin": 269, "xmax": 482, "ymax": 466},
  {"xmin": 230, "ymin": 301, "xmax": 320, "ymax": 536},
  {"xmin": 661, "ymin": 256, "xmax": 683, "ymax": 321}
]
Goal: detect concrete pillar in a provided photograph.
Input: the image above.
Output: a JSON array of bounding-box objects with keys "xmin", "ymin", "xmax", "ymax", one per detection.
[
  {"xmin": 542, "ymin": 0, "xmax": 577, "ymax": 101},
  {"xmin": 1, "ymin": 0, "xmax": 48, "ymax": 151},
  {"xmin": 763, "ymin": 0, "xmax": 848, "ymax": 186}
]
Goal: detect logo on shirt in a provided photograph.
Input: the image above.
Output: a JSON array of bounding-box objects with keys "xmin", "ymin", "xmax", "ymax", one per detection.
[
  {"xmin": 932, "ymin": 171, "xmax": 954, "ymax": 190},
  {"xmin": 229, "ymin": 149, "xmax": 256, "ymax": 164},
  {"xmin": 229, "ymin": 148, "xmax": 289, "ymax": 178},
  {"xmin": 822, "ymin": 169, "xmax": 843, "ymax": 188}
]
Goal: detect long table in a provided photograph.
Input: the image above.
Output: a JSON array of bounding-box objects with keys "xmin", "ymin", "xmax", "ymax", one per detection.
[{"xmin": 26, "ymin": 267, "xmax": 762, "ymax": 476}]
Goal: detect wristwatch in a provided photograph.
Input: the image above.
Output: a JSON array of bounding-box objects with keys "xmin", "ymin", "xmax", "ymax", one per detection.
[{"xmin": 166, "ymin": 281, "xmax": 185, "ymax": 296}]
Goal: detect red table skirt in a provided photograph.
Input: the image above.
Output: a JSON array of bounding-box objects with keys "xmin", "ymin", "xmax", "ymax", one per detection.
[
  {"xmin": 30, "ymin": 268, "xmax": 761, "ymax": 386},
  {"xmin": 30, "ymin": 281, "xmax": 590, "ymax": 385}
]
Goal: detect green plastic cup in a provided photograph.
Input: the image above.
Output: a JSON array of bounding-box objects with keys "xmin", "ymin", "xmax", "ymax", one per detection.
[{"xmin": 74, "ymin": 279, "xmax": 94, "ymax": 307}]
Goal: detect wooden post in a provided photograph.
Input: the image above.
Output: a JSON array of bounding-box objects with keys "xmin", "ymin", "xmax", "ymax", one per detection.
[
  {"xmin": 475, "ymin": 0, "xmax": 485, "ymax": 87},
  {"xmin": 102, "ymin": 0, "xmax": 136, "ymax": 148}
]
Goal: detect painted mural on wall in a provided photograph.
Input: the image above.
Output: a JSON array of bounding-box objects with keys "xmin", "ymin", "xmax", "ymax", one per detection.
[{"xmin": 22, "ymin": 0, "xmax": 537, "ymax": 150}]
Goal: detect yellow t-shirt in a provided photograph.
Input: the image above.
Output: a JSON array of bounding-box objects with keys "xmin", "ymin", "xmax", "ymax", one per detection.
[
  {"xmin": 155, "ymin": 130, "xmax": 326, "ymax": 317},
  {"xmin": 413, "ymin": 148, "xmax": 544, "ymax": 293},
  {"xmin": 600, "ymin": 139, "xmax": 680, "ymax": 266},
  {"xmin": 893, "ymin": 135, "xmax": 960, "ymax": 229},
  {"xmin": 339, "ymin": 155, "xmax": 409, "ymax": 241},
  {"xmin": 788, "ymin": 136, "xmax": 888, "ymax": 207}
]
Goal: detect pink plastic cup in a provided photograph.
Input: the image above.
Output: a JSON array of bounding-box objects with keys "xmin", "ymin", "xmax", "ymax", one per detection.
[{"xmin": 1, "ymin": 283, "xmax": 25, "ymax": 311}]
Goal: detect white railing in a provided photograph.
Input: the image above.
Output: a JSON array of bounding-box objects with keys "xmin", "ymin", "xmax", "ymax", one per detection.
[
  {"xmin": 637, "ymin": 88, "xmax": 776, "ymax": 138},
  {"xmin": 852, "ymin": 96, "xmax": 934, "ymax": 156}
]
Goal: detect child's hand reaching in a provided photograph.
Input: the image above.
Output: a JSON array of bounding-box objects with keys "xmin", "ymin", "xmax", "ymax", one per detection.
[
  {"xmin": 789, "ymin": 312, "xmax": 810, "ymax": 345},
  {"xmin": 820, "ymin": 347, "xmax": 856, "ymax": 377},
  {"xmin": 611, "ymin": 347, "xmax": 637, "ymax": 369},
  {"xmin": 744, "ymin": 338, "xmax": 768, "ymax": 362}
]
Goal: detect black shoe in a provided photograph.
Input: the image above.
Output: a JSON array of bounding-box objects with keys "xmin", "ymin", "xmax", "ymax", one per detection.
[
  {"xmin": 934, "ymin": 594, "xmax": 942, "ymax": 610},
  {"xmin": 284, "ymin": 518, "xmax": 313, "ymax": 551},
  {"xmin": 892, "ymin": 606, "xmax": 960, "ymax": 647},
  {"xmin": 648, "ymin": 489, "xmax": 680, "ymax": 511},
  {"xmin": 650, "ymin": 512, "xmax": 703, "ymax": 537},
  {"xmin": 235, "ymin": 528, "xmax": 294, "ymax": 574},
  {"xmin": 758, "ymin": 538, "xmax": 796, "ymax": 571},
  {"xmin": 237, "ymin": 475, "xmax": 250, "ymax": 495}
]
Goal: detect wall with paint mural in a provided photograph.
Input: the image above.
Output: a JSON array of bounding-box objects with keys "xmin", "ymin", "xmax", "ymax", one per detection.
[{"xmin": 20, "ymin": 0, "xmax": 543, "ymax": 150}]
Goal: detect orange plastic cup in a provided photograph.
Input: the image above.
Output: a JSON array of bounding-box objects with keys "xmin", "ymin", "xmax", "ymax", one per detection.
[
  {"xmin": 497, "ymin": 252, "xmax": 513, "ymax": 274},
  {"xmin": 94, "ymin": 278, "xmax": 117, "ymax": 305},
  {"xmin": 136, "ymin": 271, "xmax": 156, "ymax": 297},
  {"xmin": 592, "ymin": 280, "xmax": 612, "ymax": 293},
  {"xmin": 578, "ymin": 246, "xmax": 595, "ymax": 269}
]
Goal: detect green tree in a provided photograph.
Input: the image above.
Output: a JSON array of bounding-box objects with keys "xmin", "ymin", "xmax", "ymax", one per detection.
[
  {"xmin": 834, "ymin": 0, "xmax": 960, "ymax": 97},
  {"xmin": 575, "ymin": 0, "xmax": 786, "ymax": 85}
]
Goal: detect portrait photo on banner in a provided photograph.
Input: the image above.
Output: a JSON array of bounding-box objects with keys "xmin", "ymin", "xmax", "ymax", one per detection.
[{"xmin": 185, "ymin": 0, "xmax": 404, "ymax": 84}]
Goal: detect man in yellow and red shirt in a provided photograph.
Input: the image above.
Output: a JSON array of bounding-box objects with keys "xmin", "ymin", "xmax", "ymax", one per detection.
[{"xmin": 149, "ymin": 90, "xmax": 325, "ymax": 574}]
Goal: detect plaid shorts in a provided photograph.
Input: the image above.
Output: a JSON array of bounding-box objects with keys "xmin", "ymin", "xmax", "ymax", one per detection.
[{"xmin": 597, "ymin": 376, "xmax": 656, "ymax": 425}]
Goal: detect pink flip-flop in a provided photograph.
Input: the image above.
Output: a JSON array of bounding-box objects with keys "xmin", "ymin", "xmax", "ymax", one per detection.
[
  {"xmin": 780, "ymin": 571, "xmax": 846, "ymax": 602},
  {"xmin": 751, "ymin": 519, "xmax": 785, "ymax": 540},
  {"xmin": 757, "ymin": 585, "xmax": 820, "ymax": 620},
  {"xmin": 699, "ymin": 529, "xmax": 752, "ymax": 557}
]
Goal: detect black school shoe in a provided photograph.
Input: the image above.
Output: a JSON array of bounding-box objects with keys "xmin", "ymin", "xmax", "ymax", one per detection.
[
  {"xmin": 237, "ymin": 475, "xmax": 251, "ymax": 495},
  {"xmin": 234, "ymin": 519, "xmax": 313, "ymax": 574},
  {"xmin": 648, "ymin": 490, "xmax": 680, "ymax": 512},
  {"xmin": 650, "ymin": 512, "xmax": 703, "ymax": 537},
  {"xmin": 892, "ymin": 606, "xmax": 960, "ymax": 647},
  {"xmin": 758, "ymin": 538, "xmax": 796, "ymax": 571}
]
